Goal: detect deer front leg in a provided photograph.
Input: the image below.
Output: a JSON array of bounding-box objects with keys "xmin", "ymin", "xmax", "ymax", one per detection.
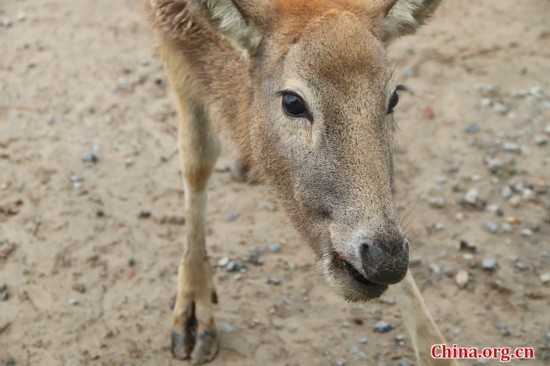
[
  {"xmin": 393, "ymin": 272, "xmax": 460, "ymax": 366},
  {"xmin": 170, "ymin": 93, "xmax": 220, "ymax": 364}
]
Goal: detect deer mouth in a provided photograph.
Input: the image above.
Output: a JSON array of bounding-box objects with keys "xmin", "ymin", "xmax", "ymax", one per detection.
[{"xmin": 333, "ymin": 253, "xmax": 388, "ymax": 299}]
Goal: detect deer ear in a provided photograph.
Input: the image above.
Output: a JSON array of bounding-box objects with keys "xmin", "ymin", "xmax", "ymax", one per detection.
[
  {"xmin": 150, "ymin": 0, "xmax": 268, "ymax": 51},
  {"xmin": 378, "ymin": 0, "xmax": 441, "ymax": 45}
]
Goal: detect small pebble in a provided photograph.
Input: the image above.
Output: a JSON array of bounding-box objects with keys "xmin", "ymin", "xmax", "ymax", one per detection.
[
  {"xmin": 374, "ymin": 321, "xmax": 393, "ymax": 333},
  {"xmin": 1, "ymin": 17, "xmax": 12, "ymax": 28},
  {"xmin": 455, "ymin": 270, "xmax": 469, "ymax": 288},
  {"xmin": 463, "ymin": 253, "xmax": 474, "ymax": 261},
  {"xmin": 394, "ymin": 335, "xmax": 406, "ymax": 346},
  {"xmin": 226, "ymin": 260, "xmax": 245, "ymax": 272},
  {"xmin": 427, "ymin": 196, "xmax": 446, "ymax": 208},
  {"xmin": 509, "ymin": 195, "xmax": 522, "ymax": 207},
  {"xmin": 539, "ymin": 272, "xmax": 550, "ymax": 284},
  {"xmin": 357, "ymin": 337, "xmax": 368, "ymax": 344},
  {"xmin": 82, "ymin": 151, "xmax": 99, "ymax": 163},
  {"xmin": 398, "ymin": 360, "xmax": 412, "ymax": 366},
  {"xmin": 286, "ymin": 261, "xmax": 297, "ymax": 271},
  {"xmin": 128, "ymin": 257, "xmax": 136, "ymax": 266},
  {"xmin": 138, "ymin": 209, "xmax": 151, "ymax": 219},
  {"xmin": 465, "ymin": 122, "xmax": 480, "ymax": 133},
  {"xmin": 47, "ymin": 115, "xmax": 57, "ymax": 124},
  {"xmin": 68, "ymin": 298, "xmax": 79, "ymax": 305},
  {"xmin": 70, "ymin": 175, "xmax": 84, "ymax": 189},
  {"xmin": 499, "ymin": 223, "xmax": 514, "ymax": 234},
  {"xmin": 495, "ymin": 323, "xmax": 511, "ymax": 337},
  {"xmin": 483, "ymin": 221, "xmax": 499, "ymax": 233},
  {"xmin": 482, "ymin": 258, "xmax": 497, "ymax": 272},
  {"xmin": 521, "ymin": 228, "xmax": 533, "ymax": 237},
  {"xmin": 514, "ymin": 262, "xmax": 528, "ymax": 272},
  {"xmin": 282, "ymin": 297, "xmax": 293, "ymax": 306},
  {"xmin": 493, "ymin": 103, "xmax": 509, "ymax": 114},
  {"xmin": 267, "ymin": 242, "xmax": 281, "ymax": 253},
  {"xmin": 479, "ymin": 98, "xmax": 492, "ymax": 107},
  {"xmin": 0, "ymin": 287, "xmax": 8, "ymax": 301},
  {"xmin": 434, "ymin": 223, "xmax": 445, "ymax": 231},
  {"xmin": 265, "ymin": 203, "xmax": 278, "ymax": 212},
  {"xmin": 522, "ymin": 189, "xmax": 536, "ymax": 201},
  {"xmin": 429, "ymin": 263, "xmax": 441, "ymax": 275},
  {"xmin": 457, "ymin": 240, "xmax": 477, "ymax": 253},
  {"xmin": 535, "ymin": 135, "xmax": 549, "ymax": 145},
  {"xmin": 225, "ymin": 212, "xmax": 240, "ymax": 222},
  {"xmin": 336, "ymin": 360, "xmax": 346, "ymax": 366},
  {"xmin": 266, "ymin": 275, "xmax": 281, "ymax": 285},
  {"xmin": 502, "ymin": 143, "xmax": 520, "ymax": 153},
  {"xmin": 464, "ymin": 189, "xmax": 479, "ymax": 204},
  {"xmin": 501, "ymin": 186, "xmax": 513, "ymax": 199},
  {"xmin": 71, "ymin": 283, "xmax": 86, "ymax": 294},
  {"xmin": 217, "ymin": 257, "xmax": 229, "ymax": 267},
  {"xmin": 3, "ymin": 357, "xmax": 15, "ymax": 366},
  {"xmin": 222, "ymin": 323, "xmax": 235, "ymax": 333}
]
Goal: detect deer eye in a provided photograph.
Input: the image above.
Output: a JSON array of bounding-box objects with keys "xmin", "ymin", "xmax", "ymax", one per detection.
[
  {"xmin": 282, "ymin": 92, "xmax": 306, "ymax": 117},
  {"xmin": 387, "ymin": 91, "xmax": 399, "ymax": 114},
  {"xmin": 387, "ymin": 85, "xmax": 407, "ymax": 115}
]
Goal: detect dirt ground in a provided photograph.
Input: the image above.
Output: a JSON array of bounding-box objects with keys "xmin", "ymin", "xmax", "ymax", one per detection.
[{"xmin": 1, "ymin": 0, "xmax": 549, "ymax": 365}]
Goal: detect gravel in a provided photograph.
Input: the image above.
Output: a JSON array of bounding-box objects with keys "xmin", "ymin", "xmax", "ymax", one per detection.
[
  {"xmin": 267, "ymin": 242, "xmax": 281, "ymax": 253},
  {"xmin": 457, "ymin": 240, "xmax": 477, "ymax": 253},
  {"xmin": 483, "ymin": 221, "xmax": 499, "ymax": 233},
  {"xmin": 501, "ymin": 186, "xmax": 513, "ymax": 199},
  {"xmin": 374, "ymin": 321, "xmax": 393, "ymax": 333},
  {"xmin": 465, "ymin": 122, "xmax": 480, "ymax": 133},
  {"xmin": 482, "ymin": 258, "xmax": 497, "ymax": 272},
  {"xmin": 71, "ymin": 283, "xmax": 86, "ymax": 294},
  {"xmin": 225, "ymin": 212, "xmax": 240, "ymax": 222},
  {"xmin": 1, "ymin": 17, "xmax": 13, "ymax": 28},
  {"xmin": 226, "ymin": 260, "xmax": 245, "ymax": 272},
  {"xmin": 222, "ymin": 323, "xmax": 235, "ymax": 333},
  {"xmin": 0, "ymin": 285, "xmax": 8, "ymax": 301},
  {"xmin": 2, "ymin": 357, "xmax": 15, "ymax": 366},
  {"xmin": 82, "ymin": 151, "xmax": 99, "ymax": 163},
  {"xmin": 521, "ymin": 228, "xmax": 533, "ymax": 237},
  {"xmin": 455, "ymin": 270, "xmax": 469, "ymax": 288},
  {"xmin": 266, "ymin": 276, "xmax": 281, "ymax": 285},
  {"xmin": 138, "ymin": 209, "xmax": 151, "ymax": 219}
]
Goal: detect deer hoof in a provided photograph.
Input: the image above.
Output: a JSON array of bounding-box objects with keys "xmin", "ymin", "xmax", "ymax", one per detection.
[
  {"xmin": 190, "ymin": 330, "xmax": 219, "ymax": 364},
  {"xmin": 171, "ymin": 300, "xmax": 218, "ymax": 363}
]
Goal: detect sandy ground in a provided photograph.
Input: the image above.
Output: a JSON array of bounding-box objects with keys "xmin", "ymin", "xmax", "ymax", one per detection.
[{"xmin": 1, "ymin": 0, "xmax": 550, "ymax": 365}]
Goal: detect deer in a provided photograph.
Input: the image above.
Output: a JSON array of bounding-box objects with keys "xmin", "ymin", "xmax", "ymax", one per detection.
[{"xmin": 147, "ymin": 0, "xmax": 457, "ymax": 365}]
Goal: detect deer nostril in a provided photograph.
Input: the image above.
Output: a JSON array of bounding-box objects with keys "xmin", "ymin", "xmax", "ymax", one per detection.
[{"xmin": 360, "ymin": 243, "xmax": 382, "ymax": 275}]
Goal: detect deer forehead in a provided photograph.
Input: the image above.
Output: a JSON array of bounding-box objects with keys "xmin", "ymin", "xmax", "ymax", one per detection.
[{"xmin": 274, "ymin": 11, "xmax": 391, "ymax": 102}]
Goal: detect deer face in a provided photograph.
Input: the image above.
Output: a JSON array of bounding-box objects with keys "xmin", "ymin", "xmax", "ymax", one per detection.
[
  {"xmin": 187, "ymin": 0, "xmax": 441, "ymax": 301},
  {"xmin": 248, "ymin": 9, "xmax": 407, "ymax": 301}
]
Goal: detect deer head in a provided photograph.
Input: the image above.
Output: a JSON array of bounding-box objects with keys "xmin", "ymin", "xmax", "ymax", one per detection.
[{"xmin": 188, "ymin": 0, "xmax": 441, "ymax": 301}]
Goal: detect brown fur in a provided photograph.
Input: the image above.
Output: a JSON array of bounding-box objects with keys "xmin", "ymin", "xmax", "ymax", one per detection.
[{"xmin": 147, "ymin": 0, "xmax": 456, "ymax": 364}]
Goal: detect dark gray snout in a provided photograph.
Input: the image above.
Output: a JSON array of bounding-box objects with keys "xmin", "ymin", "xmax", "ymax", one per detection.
[{"xmin": 360, "ymin": 237, "xmax": 409, "ymax": 285}]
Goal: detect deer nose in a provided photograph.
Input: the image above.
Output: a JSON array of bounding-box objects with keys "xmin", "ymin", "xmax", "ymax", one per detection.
[{"xmin": 360, "ymin": 239, "xmax": 409, "ymax": 285}]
